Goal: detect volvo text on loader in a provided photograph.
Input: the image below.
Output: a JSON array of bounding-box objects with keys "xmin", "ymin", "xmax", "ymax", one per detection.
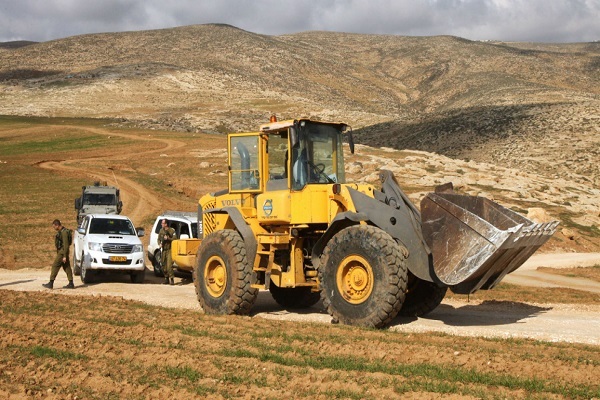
[{"xmin": 174, "ymin": 117, "xmax": 558, "ymax": 328}]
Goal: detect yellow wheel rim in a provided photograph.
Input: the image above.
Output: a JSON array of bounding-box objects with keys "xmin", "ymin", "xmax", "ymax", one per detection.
[
  {"xmin": 336, "ymin": 255, "xmax": 374, "ymax": 304},
  {"xmin": 204, "ymin": 255, "xmax": 227, "ymax": 297}
]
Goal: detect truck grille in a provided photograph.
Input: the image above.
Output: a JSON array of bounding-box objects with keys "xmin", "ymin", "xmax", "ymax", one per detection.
[
  {"xmin": 102, "ymin": 243, "xmax": 134, "ymax": 254},
  {"xmin": 102, "ymin": 258, "xmax": 133, "ymax": 265}
]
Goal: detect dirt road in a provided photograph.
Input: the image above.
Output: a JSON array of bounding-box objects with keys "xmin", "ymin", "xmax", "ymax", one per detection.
[
  {"xmin": 504, "ymin": 252, "xmax": 600, "ymax": 293},
  {"xmin": 36, "ymin": 126, "xmax": 187, "ymax": 223},
  {"xmin": 2, "ymin": 251, "xmax": 599, "ymax": 346}
]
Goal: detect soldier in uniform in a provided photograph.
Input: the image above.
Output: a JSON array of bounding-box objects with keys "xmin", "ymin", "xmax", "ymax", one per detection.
[
  {"xmin": 157, "ymin": 218, "xmax": 177, "ymax": 285},
  {"xmin": 42, "ymin": 219, "xmax": 75, "ymax": 289}
]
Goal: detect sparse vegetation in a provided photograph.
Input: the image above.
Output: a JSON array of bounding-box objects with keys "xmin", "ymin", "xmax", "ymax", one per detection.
[{"xmin": 1, "ymin": 290, "xmax": 598, "ymax": 399}]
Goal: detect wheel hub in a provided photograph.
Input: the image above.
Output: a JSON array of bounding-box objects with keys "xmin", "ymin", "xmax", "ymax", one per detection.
[
  {"xmin": 336, "ymin": 255, "xmax": 374, "ymax": 304},
  {"xmin": 205, "ymin": 256, "xmax": 227, "ymax": 297}
]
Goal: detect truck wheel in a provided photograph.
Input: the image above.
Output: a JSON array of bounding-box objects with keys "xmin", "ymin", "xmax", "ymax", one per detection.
[
  {"xmin": 269, "ymin": 283, "xmax": 321, "ymax": 309},
  {"xmin": 80, "ymin": 257, "xmax": 95, "ymax": 284},
  {"xmin": 130, "ymin": 268, "xmax": 146, "ymax": 284},
  {"xmin": 152, "ymin": 250, "xmax": 164, "ymax": 277},
  {"xmin": 73, "ymin": 250, "xmax": 81, "ymax": 276},
  {"xmin": 399, "ymin": 274, "xmax": 447, "ymax": 317},
  {"xmin": 193, "ymin": 230, "xmax": 257, "ymax": 315},
  {"xmin": 319, "ymin": 225, "xmax": 408, "ymax": 328}
]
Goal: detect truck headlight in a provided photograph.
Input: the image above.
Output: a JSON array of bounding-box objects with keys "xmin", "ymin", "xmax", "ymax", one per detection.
[
  {"xmin": 132, "ymin": 244, "xmax": 143, "ymax": 253},
  {"xmin": 88, "ymin": 242, "xmax": 103, "ymax": 252}
]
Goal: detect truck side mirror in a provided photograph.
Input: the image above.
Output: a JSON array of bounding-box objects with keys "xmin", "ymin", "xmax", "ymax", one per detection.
[
  {"xmin": 77, "ymin": 227, "xmax": 85, "ymax": 235},
  {"xmin": 75, "ymin": 198, "xmax": 81, "ymax": 209},
  {"xmin": 136, "ymin": 228, "xmax": 145, "ymax": 237}
]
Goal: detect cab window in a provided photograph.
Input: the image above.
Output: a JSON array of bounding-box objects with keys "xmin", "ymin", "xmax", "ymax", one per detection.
[
  {"xmin": 229, "ymin": 135, "xmax": 261, "ymax": 191},
  {"xmin": 292, "ymin": 122, "xmax": 345, "ymax": 190}
]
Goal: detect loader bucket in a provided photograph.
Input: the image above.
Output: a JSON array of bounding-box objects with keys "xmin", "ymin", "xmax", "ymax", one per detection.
[{"xmin": 420, "ymin": 188, "xmax": 559, "ymax": 294}]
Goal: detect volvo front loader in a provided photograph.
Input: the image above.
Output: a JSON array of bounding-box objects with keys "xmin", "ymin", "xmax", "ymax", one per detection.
[{"xmin": 183, "ymin": 117, "xmax": 557, "ymax": 328}]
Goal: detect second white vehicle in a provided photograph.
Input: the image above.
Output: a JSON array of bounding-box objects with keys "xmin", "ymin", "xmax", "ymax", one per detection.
[
  {"xmin": 147, "ymin": 211, "xmax": 201, "ymax": 276},
  {"xmin": 73, "ymin": 214, "xmax": 146, "ymax": 284}
]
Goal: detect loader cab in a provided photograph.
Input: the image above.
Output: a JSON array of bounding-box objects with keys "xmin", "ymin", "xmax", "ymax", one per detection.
[
  {"xmin": 288, "ymin": 120, "xmax": 347, "ymax": 190},
  {"xmin": 227, "ymin": 119, "xmax": 350, "ymax": 194},
  {"xmin": 266, "ymin": 119, "xmax": 350, "ymax": 192}
]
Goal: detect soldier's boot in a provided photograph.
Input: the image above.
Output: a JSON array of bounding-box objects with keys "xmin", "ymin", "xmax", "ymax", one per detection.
[
  {"xmin": 170, "ymin": 278, "xmax": 175, "ymax": 286},
  {"xmin": 63, "ymin": 281, "xmax": 75, "ymax": 289},
  {"xmin": 162, "ymin": 277, "xmax": 170, "ymax": 285},
  {"xmin": 42, "ymin": 280, "xmax": 54, "ymax": 289}
]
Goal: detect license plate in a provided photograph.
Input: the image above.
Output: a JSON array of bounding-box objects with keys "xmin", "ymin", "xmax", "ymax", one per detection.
[{"xmin": 109, "ymin": 256, "xmax": 127, "ymax": 262}]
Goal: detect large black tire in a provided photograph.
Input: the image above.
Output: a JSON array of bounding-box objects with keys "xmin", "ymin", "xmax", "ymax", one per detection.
[
  {"xmin": 193, "ymin": 230, "xmax": 257, "ymax": 315},
  {"xmin": 399, "ymin": 274, "xmax": 448, "ymax": 317},
  {"xmin": 130, "ymin": 268, "xmax": 146, "ymax": 284},
  {"xmin": 152, "ymin": 250, "xmax": 164, "ymax": 277},
  {"xmin": 80, "ymin": 255, "xmax": 95, "ymax": 284},
  {"xmin": 269, "ymin": 283, "xmax": 321, "ymax": 309},
  {"xmin": 319, "ymin": 225, "xmax": 408, "ymax": 328},
  {"xmin": 73, "ymin": 250, "xmax": 81, "ymax": 276}
]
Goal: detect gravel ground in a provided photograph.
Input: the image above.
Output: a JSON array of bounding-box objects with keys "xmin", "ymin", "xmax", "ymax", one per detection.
[{"xmin": 2, "ymin": 251, "xmax": 599, "ymax": 345}]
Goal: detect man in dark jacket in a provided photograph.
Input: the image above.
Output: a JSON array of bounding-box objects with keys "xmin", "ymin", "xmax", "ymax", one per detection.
[{"xmin": 42, "ymin": 219, "xmax": 74, "ymax": 289}]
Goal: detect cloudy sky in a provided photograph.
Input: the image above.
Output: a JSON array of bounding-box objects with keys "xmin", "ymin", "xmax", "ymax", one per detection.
[{"xmin": 1, "ymin": 0, "xmax": 599, "ymax": 43}]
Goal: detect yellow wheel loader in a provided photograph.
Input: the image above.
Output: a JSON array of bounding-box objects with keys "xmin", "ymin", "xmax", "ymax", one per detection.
[{"xmin": 175, "ymin": 117, "xmax": 558, "ymax": 328}]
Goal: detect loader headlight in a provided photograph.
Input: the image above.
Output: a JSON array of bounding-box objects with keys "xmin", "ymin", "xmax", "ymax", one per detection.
[
  {"xmin": 88, "ymin": 242, "xmax": 103, "ymax": 252},
  {"xmin": 332, "ymin": 183, "xmax": 341, "ymax": 194}
]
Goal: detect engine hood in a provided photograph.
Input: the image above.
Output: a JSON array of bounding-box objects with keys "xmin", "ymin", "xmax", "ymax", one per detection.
[{"xmin": 86, "ymin": 234, "xmax": 142, "ymax": 245}]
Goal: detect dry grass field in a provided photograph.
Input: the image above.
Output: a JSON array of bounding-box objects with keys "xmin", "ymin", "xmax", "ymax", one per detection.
[{"xmin": 1, "ymin": 289, "xmax": 599, "ymax": 399}]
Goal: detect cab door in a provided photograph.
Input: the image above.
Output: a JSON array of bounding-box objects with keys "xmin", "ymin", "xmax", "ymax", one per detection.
[{"xmin": 228, "ymin": 133, "xmax": 264, "ymax": 193}]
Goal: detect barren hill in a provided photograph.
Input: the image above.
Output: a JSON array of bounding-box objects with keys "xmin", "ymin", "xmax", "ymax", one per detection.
[
  {"xmin": 0, "ymin": 24, "xmax": 598, "ymax": 247},
  {"xmin": 1, "ymin": 24, "xmax": 597, "ymax": 126}
]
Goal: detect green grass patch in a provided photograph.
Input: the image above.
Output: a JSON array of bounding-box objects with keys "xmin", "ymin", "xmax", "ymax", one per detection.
[
  {"xmin": 172, "ymin": 324, "xmax": 210, "ymax": 337},
  {"xmin": 0, "ymin": 132, "xmax": 132, "ymax": 156},
  {"xmin": 0, "ymin": 115, "xmax": 117, "ymax": 127},
  {"xmin": 27, "ymin": 345, "xmax": 88, "ymax": 361},
  {"xmin": 165, "ymin": 365, "xmax": 203, "ymax": 382},
  {"xmin": 217, "ymin": 348, "xmax": 599, "ymax": 398},
  {"xmin": 87, "ymin": 317, "xmax": 140, "ymax": 327}
]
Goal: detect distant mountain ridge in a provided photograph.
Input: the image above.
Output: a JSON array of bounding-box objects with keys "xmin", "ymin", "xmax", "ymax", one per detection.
[
  {"xmin": 0, "ymin": 40, "xmax": 37, "ymax": 49},
  {"xmin": 0, "ymin": 24, "xmax": 598, "ymax": 184}
]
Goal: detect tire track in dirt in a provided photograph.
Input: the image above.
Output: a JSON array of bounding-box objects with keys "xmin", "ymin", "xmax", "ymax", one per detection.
[{"xmin": 36, "ymin": 126, "xmax": 186, "ymax": 224}]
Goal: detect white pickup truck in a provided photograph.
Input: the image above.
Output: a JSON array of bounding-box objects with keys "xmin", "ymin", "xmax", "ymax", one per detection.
[{"xmin": 73, "ymin": 214, "xmax": 146, "ymax": 284}]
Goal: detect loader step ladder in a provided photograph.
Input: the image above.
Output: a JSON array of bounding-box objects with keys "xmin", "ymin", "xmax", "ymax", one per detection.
[{"xmin": 252, "ymin": 233, "xmax": 290, "ymax": 290}]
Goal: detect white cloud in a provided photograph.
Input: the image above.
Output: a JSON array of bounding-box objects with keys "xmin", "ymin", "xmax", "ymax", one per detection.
[{"xmin": 0, "ymin": 0, "xmax": 598, "ymax": 43}]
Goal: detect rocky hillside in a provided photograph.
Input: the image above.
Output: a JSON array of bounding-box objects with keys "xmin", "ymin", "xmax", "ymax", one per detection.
[
  {"xmin": 1, "ymin": 24, "xmax": 597, "ymax": 128},
  {"xmin": 0, "ymin": 24, "xmax": 598, "ymax": 245}
]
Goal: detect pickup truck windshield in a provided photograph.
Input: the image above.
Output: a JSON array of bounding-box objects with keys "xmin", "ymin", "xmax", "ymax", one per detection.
[{"xmin": 89, "ymin": 218, "xmax": 136, "ymax": 235}]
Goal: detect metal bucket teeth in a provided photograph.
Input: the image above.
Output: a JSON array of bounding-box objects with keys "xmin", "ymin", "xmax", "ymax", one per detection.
[{"xmin": 421, "ymin": 191, "xmax": 559, "ymax": 294}]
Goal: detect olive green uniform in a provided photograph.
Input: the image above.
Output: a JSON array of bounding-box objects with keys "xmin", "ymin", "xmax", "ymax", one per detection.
[
  {"xmin": 158, "ymin": 227, "xmax": 176, "ymax": 279},
  {"xmin": 51, "ymin": 227, "xmax": 73, "ymax": 281}
]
